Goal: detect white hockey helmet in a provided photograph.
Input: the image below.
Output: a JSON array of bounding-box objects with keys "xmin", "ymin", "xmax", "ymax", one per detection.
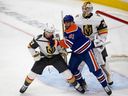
[
  {"xmin": 44, "ymin": 23, "xmax": 55, "ymax": 33},
  {"xmin": 82, "ymin": 1, "xmax": 93, "ymax": 16}
]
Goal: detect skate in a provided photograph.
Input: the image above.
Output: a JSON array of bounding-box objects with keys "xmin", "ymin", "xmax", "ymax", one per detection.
[
  {"xmin": 108, "ymin": 81, "xmax": 113, "ymax": 86},
  {"xmin": 74, "ymin": 83, "xmax": 85, "ymax": 94},
  {"xmin": 104, "ymin": 85, "xmax": 112, "ymax": 95},
  {"xmin": 107, "ymin": 76, "xmax": 114, "ymax": 86},
  {"xmin": 80, "ymin": 79, "xmax": 87, "ymax": 90},
  {"xmin": 19, "ymin": 85, "xmax": 28, "ymax": 93}
]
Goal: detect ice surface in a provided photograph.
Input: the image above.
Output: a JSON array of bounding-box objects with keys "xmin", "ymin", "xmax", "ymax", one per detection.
[{"xmin": 0, "ymin": 0, "xmax": 128, "ymax": 96}]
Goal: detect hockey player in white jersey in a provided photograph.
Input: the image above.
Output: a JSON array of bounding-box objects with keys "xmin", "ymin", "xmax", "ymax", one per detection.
[
  {"xmin": 19, "ymin": 24, "xmax": 85, "ymax": 94},
  {"xmin": 75, "ymin": 1, "xmax": 113, "ymax": 86}
]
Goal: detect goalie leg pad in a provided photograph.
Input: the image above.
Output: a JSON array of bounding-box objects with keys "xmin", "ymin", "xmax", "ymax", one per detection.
[{"xmin": 101, "ymin": 64, "xmax": 113, "ymax": 85}]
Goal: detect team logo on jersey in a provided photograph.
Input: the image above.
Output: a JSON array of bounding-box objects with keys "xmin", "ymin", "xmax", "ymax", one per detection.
[
  {"xmin": 46, "ymin": 46, "xmax": 56, "ymax": 54},
  {"xmin": 46, "ymin": 40, "xmax": 58, "ymax": 54},
  {"xmin": 83, "ymin": 25, "xmax": 93, "ymax": 36},
  {"xmin": 69, "ymin": 34, "xmax": 74, "ymax": 39}
]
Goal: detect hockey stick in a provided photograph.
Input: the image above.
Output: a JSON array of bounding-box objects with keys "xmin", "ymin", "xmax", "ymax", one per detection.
[
  {"xmin": 61, "ymin": 11, "xmax": 65, "ymax": 34},
  {"xmin": 101, "ymin": 41, "xmax": 111, "ymax": 46},
  {"xmin": 61, "ymin": 11, "xmax": 67, "ymax": 63}
]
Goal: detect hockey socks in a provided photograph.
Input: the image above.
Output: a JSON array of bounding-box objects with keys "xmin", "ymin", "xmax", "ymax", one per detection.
[
  {"xmin": 19, "ymin": 71, "xmax": 37, "ymax": 93},
  {"xmin": 19, "ymin": 76, "xmax": 34, "ymax": 93},
  {"xmin": 93, "ymin": 69, "xmax": 112, "ymax": 95}
]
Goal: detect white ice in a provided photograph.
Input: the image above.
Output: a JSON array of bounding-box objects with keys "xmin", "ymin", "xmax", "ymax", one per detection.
[{"xmin": 0, "ymin": 0, "xmax": 128, "ymax": 96}]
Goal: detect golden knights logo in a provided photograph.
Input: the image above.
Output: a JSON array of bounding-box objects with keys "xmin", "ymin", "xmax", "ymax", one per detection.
[
  {"xmin": 83, "ymin": 25, "xmax": 93, "ymax": 36},
  {"xmin": 46, "ymin": 46, "xmax": 56, "ymax": 54}
]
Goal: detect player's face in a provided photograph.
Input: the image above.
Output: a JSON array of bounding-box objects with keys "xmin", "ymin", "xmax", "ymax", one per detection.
[
  {"xmin": 64, "ymin": 22, "xmax": 71, "ymax": 29},
  {"xmin": 82, "ymin": 6, "xmax": 91, "ymax": 16},
  {"xmin": 45, "ymin": 31, "xmax": 53, "ymax": 38}
]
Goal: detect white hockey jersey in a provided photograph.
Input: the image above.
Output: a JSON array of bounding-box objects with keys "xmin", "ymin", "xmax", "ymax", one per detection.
[
  {"xmin": 75, "ymin": 13, "xmax": 108, "ymax": 42},
  {"xmin": 28, "ymin": 34, "xmax": 62, "ymax": 57}
]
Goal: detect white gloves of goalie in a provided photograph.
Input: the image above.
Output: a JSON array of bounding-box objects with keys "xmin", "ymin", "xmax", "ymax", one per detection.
[
  {"xmin": 33, "ymin": 51, "xmax": 41, "ymax": 61},
  {"xmin": 94, "ymin": 39, "xmax": 104, "ymax": 47},
  {"xmin": 93, "ymin": 35, "xmax": 105, "ymax": 47},
  {"xmin": 93, "ymin": 35, "xmax": 105, "ymax": 52}
]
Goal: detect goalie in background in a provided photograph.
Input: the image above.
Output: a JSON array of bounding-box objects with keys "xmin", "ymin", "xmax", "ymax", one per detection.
[
  {"xmin": 19, "ymin": 23, "xmax": 85, "ymax": 94},
  {"xmin": 75, "ymin": 1, "xmax": 113, "ymax": 86}
]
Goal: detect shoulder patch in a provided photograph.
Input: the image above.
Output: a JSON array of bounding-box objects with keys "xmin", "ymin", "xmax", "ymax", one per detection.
[{"xmin": 36, "ymin": 34, "xmax": 42, "ymax": 40}]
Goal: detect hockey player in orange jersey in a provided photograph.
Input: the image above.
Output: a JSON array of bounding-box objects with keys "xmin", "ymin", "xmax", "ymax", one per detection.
[{"xmin": 59, "ymin": 15, "xmax": 112, "ymax": 95}]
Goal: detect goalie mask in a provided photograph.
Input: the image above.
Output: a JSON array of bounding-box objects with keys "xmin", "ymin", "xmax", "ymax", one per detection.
[{"xmin": 82, "ymin": 1, "xmax": 93, "ymax": 17}]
